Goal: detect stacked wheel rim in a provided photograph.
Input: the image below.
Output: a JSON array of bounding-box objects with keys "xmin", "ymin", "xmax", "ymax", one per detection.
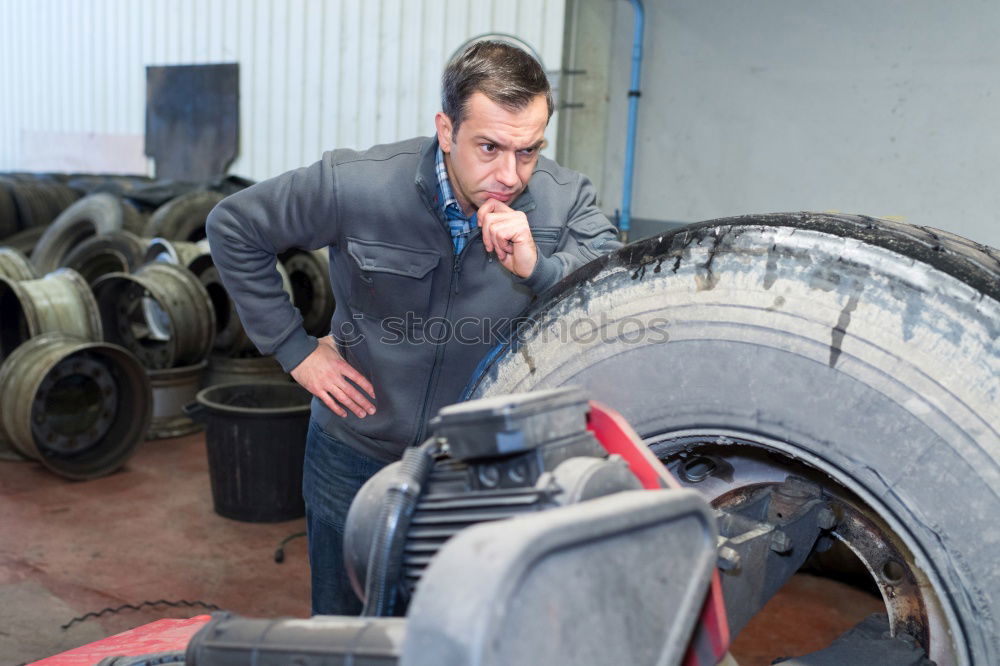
[
  {"xmin": 143, "ymin": 237, "xmax": 209, "ymax": 269},
  {"xmin": 281, "ymin": 248, "xmax": 334, "ymax": 337},
  {"xmin": 0, "ymin": 333, "xmax": 151, "ymax": 479},
  {"xmin": 0, "ymin": 268, "xmax": 102, "ymax": 362},
  {"xmin": 204, "ymin": 353, "xmax": 291, "ymax": 387},
  {"xmin": 60, "ymin": 230, "xmax": 145, "ymax": 284},
  {"xmin": 189, "ymin": 254, "xmax": 293, "ymax": 357},
  {"xmin": 0, "ymin": 247, "xmax": 38, "ymax": 281},
  {"xmin": 93, "ymin": 262, "xmax": 215, "ymax": 369},
  {"xmin": 148, "ymin": 361, "xmax": 208, "ymax": 439}
]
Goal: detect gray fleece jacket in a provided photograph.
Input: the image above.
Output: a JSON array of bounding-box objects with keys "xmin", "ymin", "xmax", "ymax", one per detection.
[{"xmin": 206, "ymin": 137, "xmax": 621, "ymax": 462}]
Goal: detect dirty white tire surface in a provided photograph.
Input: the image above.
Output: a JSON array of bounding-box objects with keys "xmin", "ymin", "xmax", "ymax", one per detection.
[{"xmin": 468, "ymin": 213, "xmax": 1000, "ymax": 665}]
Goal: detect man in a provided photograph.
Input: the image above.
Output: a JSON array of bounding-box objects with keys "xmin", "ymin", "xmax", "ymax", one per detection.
[{"xmin": 206, "ymin": 40, "xmax": 621, "ymax": 615}]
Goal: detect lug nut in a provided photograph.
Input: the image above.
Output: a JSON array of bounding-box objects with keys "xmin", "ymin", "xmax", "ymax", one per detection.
[
  {"xmin": 717, "ymin": 546, "xmax": 741, "ymax": 572},
  {"xmin": 817, "ymin": 506, "xmax": 838, "ymax": 530},
  {"xmin": 770, "ymin": 530, "xmax": 793, "ymax": 554}
]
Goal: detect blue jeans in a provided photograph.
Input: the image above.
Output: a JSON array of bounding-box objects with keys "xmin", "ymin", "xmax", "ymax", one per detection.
[{"xmin": 302, "ymin": 417, "xmax": 388, "ymax": 615}]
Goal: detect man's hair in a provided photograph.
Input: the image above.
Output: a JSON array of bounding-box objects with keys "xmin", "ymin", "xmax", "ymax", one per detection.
[{"xmin": 441, "ymin": 40, "xmax": 553, "ymax": 135}]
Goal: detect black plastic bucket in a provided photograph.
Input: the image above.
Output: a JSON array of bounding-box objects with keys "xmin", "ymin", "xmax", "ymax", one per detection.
[{"xmin": 185, "ymin": 382, "xmax": 312, "ymax": 522}]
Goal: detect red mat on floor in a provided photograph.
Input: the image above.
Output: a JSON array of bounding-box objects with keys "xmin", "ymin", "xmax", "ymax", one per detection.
[{"xmin": 30, "ymin": 615, "xmax": 210, "ymax": 665}]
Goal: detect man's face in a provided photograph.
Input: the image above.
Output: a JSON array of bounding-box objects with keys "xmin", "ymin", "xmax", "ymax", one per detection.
[{"xmin": 435, "ymin": 91, "xmax": 549, "ymax": 216}]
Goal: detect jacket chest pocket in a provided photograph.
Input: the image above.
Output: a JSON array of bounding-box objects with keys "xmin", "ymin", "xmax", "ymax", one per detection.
[
  {"xmin": 347, "ymin": 237, "xmax": 440, "ymax": 320},
  {"xmin": 532, "ymin": 227, "xmax": 562, "ymax": 255}
]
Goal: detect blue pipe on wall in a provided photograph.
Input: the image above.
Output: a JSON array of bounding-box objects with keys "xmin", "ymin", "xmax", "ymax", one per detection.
[{"xmin": 619, "ymin": 0, "xmax": 644, "ymax": 241}]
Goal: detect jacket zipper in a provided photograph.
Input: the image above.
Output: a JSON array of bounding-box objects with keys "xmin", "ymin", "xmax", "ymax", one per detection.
[{"xmin": 411, "ymin": 230, "xmax": 479, "ymax": 446}]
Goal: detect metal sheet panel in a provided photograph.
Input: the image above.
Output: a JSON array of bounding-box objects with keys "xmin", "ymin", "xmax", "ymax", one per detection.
[{"xmin": 0, "ymin": 0, "xmax": 565, "ymax": 180}]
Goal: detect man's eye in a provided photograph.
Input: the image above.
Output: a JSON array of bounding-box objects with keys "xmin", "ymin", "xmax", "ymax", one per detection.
[
  {"xmin": 518, "ymin": 148, "xmax": 536, "ymax": 157},
  {"xmin": 481, "ymin": 143, "xmax": 496, "ymax": 153}
]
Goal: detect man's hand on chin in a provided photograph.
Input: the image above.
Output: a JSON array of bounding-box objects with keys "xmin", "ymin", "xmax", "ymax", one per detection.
[{"xmin": 477, "ymin": 198, "xmax": 538, "ymax": 278}]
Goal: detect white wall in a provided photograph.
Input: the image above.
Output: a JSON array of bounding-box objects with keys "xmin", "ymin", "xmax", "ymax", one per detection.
[
  {"xmin": 0, "ymin": 0, "xmax": 565, "ymax": 181},
  {"xmin": 596, "ymin": 0, "xmax": 1000, "ymax": 247}
]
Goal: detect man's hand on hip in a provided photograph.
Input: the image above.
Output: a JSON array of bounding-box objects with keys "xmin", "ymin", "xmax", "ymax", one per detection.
[
  {"xmin": 290, "ymin": 336, "xmax": 376, "ymax": 419},
  {"xmin": 478, "ymin": 198, "xmax": 538, "ymax": 278}
]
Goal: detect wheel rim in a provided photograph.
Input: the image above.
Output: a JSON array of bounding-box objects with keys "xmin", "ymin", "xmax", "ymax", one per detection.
[
  {"xmin": 647, "ymin": 429, "xmax": 964, "ymax": 666},
  {"xmin": 32, "ymin": 355, "xmax": 119, "ymax": 455}
]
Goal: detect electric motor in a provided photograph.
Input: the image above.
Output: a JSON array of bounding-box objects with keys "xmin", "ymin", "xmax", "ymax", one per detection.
[{"xmin": 343, "ymin": 387, "xmax": 642, "ymax": 611}]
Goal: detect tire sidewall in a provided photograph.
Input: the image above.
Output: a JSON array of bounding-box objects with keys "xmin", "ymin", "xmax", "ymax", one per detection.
[{"xmin": 472, "ymin": 221, "xmax": 1000, "ymax": 664}]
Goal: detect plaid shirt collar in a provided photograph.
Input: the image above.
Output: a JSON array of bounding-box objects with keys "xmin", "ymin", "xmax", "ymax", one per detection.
[
  {"xmin": 435, "ymin": 146, "xmax": 475, "ymax": 253},
  {"xmin": 435, "ymin": 147, "xmax": 466, "ymax": 216}
]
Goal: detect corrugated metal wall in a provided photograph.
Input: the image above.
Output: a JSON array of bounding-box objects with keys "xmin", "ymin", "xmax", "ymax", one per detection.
[{"xmin": 0, "ymin": 0, "xmax": 566, "ymax": 181}]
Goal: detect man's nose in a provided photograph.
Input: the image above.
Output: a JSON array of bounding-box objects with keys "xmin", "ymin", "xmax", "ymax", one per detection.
[{"xmin": 495, "ymin": 152, "xmax": 518, "ymax": 188}]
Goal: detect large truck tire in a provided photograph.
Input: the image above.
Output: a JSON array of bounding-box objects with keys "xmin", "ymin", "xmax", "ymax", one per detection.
[{"xmin": 467, "ymin": 213, "xmax": 999, "ymax": 665}]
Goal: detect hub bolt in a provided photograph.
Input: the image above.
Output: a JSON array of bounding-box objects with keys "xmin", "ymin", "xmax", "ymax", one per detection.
[
  {"xmin": 817, "ymin": 506, "xmax": 838, "ymax": 530},
  {"xmin": 770, "ymin": 530, "xmax": 793, "ymax": 554},
  {"xmin": 717, "ymin": 546, "xmax": 741, "ymax": 572}
]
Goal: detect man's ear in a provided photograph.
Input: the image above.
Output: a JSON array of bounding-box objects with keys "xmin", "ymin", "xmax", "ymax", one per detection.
[{"xmin": 435, "ymin": 112, "xmax": 453, "ymax": 152}]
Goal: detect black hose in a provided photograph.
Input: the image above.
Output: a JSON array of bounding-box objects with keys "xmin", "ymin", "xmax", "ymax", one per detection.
[
  {"xmin": 361, "ymin": 438, "xmax": 438, "ymax": 616},
  {"xmin": 273, "ymin": 530, "xmax": 307, "ymax": 563},
  {"xmin": 62, "ymin": 600, "xmax": 220, "ymax": 630}
]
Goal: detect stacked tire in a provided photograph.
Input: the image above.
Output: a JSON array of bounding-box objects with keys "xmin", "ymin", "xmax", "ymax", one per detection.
[
  {"xmin": 0, "ymin": 174, "xmax": 82, "ymax": 256},
  {"xmin": 0, "ymin": 177, "xmax": 248, "ymax": 476},
  {"xmin": 0, "ymin": 264, "xmax": 151, "ymax": 479},
  {"xmin": 0, "ymin": 174, "xmax": 333, "ymax": 478}
]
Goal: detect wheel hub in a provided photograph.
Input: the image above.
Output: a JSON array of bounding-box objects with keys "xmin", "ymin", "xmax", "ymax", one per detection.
[
  {"xmin": 32, "ymin": 354, "xmax": 118, "ymax": 455},
  {"xmin": 648, "ymin": 431, "xmax": 957, "ymax": 665}
]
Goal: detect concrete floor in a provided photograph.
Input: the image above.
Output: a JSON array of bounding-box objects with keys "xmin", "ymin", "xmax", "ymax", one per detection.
[
  {"xmin": 2, "ymin": 429, "xmax": 884, "ymax": 665},
  {"xmin": 1, "ymin": 431, "xmax": 310, "ymax": 664}
]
